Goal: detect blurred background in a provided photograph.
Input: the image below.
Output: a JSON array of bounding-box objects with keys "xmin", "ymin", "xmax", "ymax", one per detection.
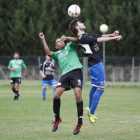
[{"xmin": 0, "ymin": 0, "xmax": 140, "ymax": 85}]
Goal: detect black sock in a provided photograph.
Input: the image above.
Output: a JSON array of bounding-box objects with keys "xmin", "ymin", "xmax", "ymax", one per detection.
[
  {"xmin": 53, "ymin": 98, "xmax": 61, "ymax": 122},
  {"xmin": 12, "ymin": 88, "xmax": 15, "ymax": 93},
  {"xmin": 76, "ymin": 100, "xmax": 83, "ymax": 125},
  {"xmin": 15, "ymin": 90, "xmax": 19, "ymax": 96}
]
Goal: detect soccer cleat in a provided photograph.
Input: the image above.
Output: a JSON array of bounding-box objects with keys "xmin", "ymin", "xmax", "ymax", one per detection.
[
  {"xmin": 13, "ymin": 96, "xmax": 17, "ymax": 101},
  {"xmin": 88, "ymin": 113, "xmax": 96, "ymax": 124},
  {"xmin": 85, "ymin": 107, "xmax": 90, "ymax": 114},
  {"xmin": 85, "ymin": 107, "xmax": 97, "ymax": 120},
  {"xmin": 17, "ymin": 94, "xmax": 20, "ymax": 100},
  {"xmin": 52, "ymin": 118, "xmax": 62, "ymax": 132},
  {"xmin": 73, "ymin": 124, "xmax": 83, "ymax": 135},
  {"xmin": 94, "ymin": 115, "xmax": 97, "ymax": 120}
]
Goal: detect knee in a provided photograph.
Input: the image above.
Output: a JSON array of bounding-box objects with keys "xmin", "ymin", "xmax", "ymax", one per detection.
[
  {"xmin": 75, "ymin": 93, "xmax": 82, "ymax": 103},
  {"xmin": 97, "ymin": 87, "xmax": 105, "ymax": 90},
  {"xmin": 53, "ymin": 86, "xmax": 56, "ymax": 89},
  {"xmin": 43, "ymin": 88, "xmax": 46, "ymax": 90},
  {"xmin": 15, "ymin": 86, "xmax": 19, "ymax": 90},
  {"xmin": 54, "ymin": 93, "xmax": 61, "ymax": 99}
]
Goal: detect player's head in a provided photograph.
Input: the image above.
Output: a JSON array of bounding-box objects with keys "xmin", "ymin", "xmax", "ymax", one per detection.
[
  {"xmin": 54, "ymin": 38, "xmax": 65, "ymax": 50},
  {"xmin": 46, "ymin": 55, "xmax": 51, "ymax": 61},
  {"xmin": 14, "ymin": 51, "xmax": 19, "ymax": 60},
  {"xmin": 69, "ymin": 19, "xmax": 86, "ymax": 34}
]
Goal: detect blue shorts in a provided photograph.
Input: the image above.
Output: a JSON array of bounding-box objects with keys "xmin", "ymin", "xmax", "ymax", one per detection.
[
  {"xmin": 42, "ymin": 79, "xmax": 57, "ymax": 88},
  {"xmin": 89, "ymin": 62, "xmax": 105, "ymax": 88}
]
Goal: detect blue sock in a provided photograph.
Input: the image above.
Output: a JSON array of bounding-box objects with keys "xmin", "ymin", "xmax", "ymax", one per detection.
[
  {"xmin": 53, "ymin": 88, "xmax": 56, "ymax": 94},
  {"xmin": 42, "ymin": 89, "xmax": 46, "ymax": 99},
  {"xmin": 89, "ymin": 86, "xmax": 97, "ymax": 108},
  {"xmin": 90, "ymin": 89, "xmax": 104, "ymax": 114}
]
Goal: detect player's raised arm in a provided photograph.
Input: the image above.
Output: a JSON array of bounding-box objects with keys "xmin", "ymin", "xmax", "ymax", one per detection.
[
  {"xmin": 39, "ymin": 32, "xmax": 53, "ymax": 57},
  {"xmin": 97, "ymin": 35, "xmax": 122, "ymax": 43},
  {"xmin": 61, "ymin": 35, "xmax": 77, "ymax": 42},
  {"xmin": 102, "ymin": 31, "xmax": 119, "ymax": 37}
]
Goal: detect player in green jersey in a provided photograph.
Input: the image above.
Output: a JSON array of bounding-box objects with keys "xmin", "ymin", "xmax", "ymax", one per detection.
[
  {"xmin": 39, "ymin": 32, "xmax": 83, "ymax": 135},
  {"xmin": 8, "ymin": 51, "xmax": 27, "ymax": 100}
]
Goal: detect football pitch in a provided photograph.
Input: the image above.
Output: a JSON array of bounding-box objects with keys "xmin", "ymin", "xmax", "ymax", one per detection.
[{"xmin": 0, "ymin": 80, "xmax": 140, "ymax": 140}]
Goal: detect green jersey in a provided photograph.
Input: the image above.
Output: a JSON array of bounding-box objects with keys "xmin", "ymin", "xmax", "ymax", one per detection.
[
  {"xmin": 8, "ymin": 59, "xmax": 26, "ymax": 78},
  {"xmin": 51, "ymin": 41, "xmax": 83, "ymax": 76}
]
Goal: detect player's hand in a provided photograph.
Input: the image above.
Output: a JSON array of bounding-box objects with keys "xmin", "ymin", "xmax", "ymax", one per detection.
[
  {"xmin": 61, "ymin": 35, "xmax": 67, "ymax": 41},
  {"xmin": 48, "ymin": 67, "xmax": 54, "ymax": 71},
  {"xmin": 42, "ymin": 75, "xmax": 46, "ymax": 78},
  {"xmin": 113, "ymin": 31, "xmax": 119, "ymax": 36},
  {"xmin": 24, "ymin": 73, "xmax": 27, "ymax": 77},
  {"xmin": 39, "ymin": 32, "xmax": 45, "ymax": 40},
  {"xmin": 12, "ymin": 68, "xmax": 16, "ymax": 72},
  {"xmin": 115, "ymin": 35, "xmax": 122, "ymax": 41}
]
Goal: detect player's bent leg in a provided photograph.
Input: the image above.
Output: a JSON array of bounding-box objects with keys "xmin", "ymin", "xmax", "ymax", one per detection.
[
  {"xmin": 73, "ymin": 87, "xmax": 83, "ymax": 135},
  {"xmin": 86, "ymin": 86, "xmax": 97, "ymax": 119},
  {"xmin": 42, "ymin": 88, "xmax": 46, "ymax": 100},
  {"xmin": 74, "ymin": 87, "xmax": 82, "ymax": 103},
  {"xmin": 89, "ymin": 86, "xmax": 97, "ymax": 108},
  {"xmin": 11, "ymin": 84, "xmax": 15, "ymax": 93},
  {"xmin": 89, "ymin": 87, "xmax": 104, "ymax": 124},
  {"xmin": 52, "ymin": 87, "xmax": 65, "ymax": 132}
]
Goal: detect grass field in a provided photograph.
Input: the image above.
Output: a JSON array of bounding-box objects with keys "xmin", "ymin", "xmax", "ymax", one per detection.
[{"xmin": 0, "ymin": 80, "xmax": 140, "ymax": 140}]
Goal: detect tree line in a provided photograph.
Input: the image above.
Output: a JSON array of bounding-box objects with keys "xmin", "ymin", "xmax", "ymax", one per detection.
[{"xmin": 0, "ymin": 0, "xmax": 140, "ymax": 56}]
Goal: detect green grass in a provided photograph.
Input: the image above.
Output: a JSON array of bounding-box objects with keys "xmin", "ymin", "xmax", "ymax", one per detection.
[{"xmin": 0, "ymin": 83, "xmax": 140, "ymax": 140}]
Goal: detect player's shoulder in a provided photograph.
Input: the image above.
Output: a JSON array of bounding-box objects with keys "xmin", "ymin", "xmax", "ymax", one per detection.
[
  {"xmin": 52, "ymin": 51, "xmax": 61, "ymax": 54},
  {"xmin": 78, "ymin": 33, "xmax": 89, "ymax": 39},
  {"xmin": 50, "ymin": 61, "xmax": 54, "ymax": 66},
  {"xmin": 10, "ymin": 59, "xmax": 14, "ymax": 61},
  {"xmin": 66, "ymin": 41, "xmax": 77, "ymax": 47},
  {"xmin": 10, "ymin": 59, "xmax": 15, "ymax": 63},
  {"xmin": 41, "ymin": 61, "xmax": 46, "ymax": 65}
]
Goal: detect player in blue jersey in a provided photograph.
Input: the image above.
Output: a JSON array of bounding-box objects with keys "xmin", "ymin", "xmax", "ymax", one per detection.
[
  {"xmin": 39, "ymin": 55, "xmax": 57, "ymax": 100},
  {"xmin": 68, "ymin": 19, "xmax": 122, "ymax": 124}
]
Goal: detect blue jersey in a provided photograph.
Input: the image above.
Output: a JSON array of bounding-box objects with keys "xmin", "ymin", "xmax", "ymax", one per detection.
[{"xmin": 77, "ymin": 33, "xmax": 103, "ymax": 67}]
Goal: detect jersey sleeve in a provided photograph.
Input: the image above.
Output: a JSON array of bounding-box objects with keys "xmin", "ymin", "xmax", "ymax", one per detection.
[
  {"xmin": 91, "ymin": 34, "xmax": 102, "ymax": 38},
  {"xmin": 39, "ymin": 62, "xmax": 43, "ymax": 71},
  {"xmin": 8, "ymin": 60, "xmax": 12, "ymax": 68},
  {"xmin": 77, "ymin": 35, "xmax": 97, "ymax": 44},
  {"xmin": 67, "ymin": 41, "xmax": 77, "ymax": 49},
  {"xmin": 50, "ymin": 51, "xmax": 58, "ymax": 61},
  {"xmin": 21, "ymin": 60, "xmax": 26, "ymax": 68}
]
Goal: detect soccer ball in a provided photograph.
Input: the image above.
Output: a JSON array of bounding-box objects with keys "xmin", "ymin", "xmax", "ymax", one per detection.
[{"xmin": 68, "ymin": 4, "xmax": 81, "ymax": 18}]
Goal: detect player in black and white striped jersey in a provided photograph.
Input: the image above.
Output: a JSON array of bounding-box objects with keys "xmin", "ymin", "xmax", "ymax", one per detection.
[
  {"xmin": 69, "ymin": 19, "xmax": 122, "ymax": 124},
  {"xmin": 39, "ymin": 55, "xmax": 57, "ymax": 100}
]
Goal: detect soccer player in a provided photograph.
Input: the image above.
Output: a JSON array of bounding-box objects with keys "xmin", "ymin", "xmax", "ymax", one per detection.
[
  {"xmin": 39, "ymin": 55, "xmax": 57, "ymax": 100},
  {"xmin": 8, "ymin": 51, "xmax": 27, "ymax": 100},
  {"xmin": 68, "ymin": 19, "xmax": 122, "ymax": 124},
  {"xmin": 39, "ymin": 32, "xmax": 83, "ymax": 135}
]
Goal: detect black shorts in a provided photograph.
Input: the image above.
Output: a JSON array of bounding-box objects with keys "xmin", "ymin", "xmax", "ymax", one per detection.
[
  {"xmin": 11, "ymin": 78, "xmax": 21, "ymax": 84},
  {"xmin": 57, "ymin": 69, "xmax": 83, "ymax": 91}
]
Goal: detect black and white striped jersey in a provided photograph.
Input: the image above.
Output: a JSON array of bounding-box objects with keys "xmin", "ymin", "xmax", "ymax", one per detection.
[
  {"xmin": 77, "ymin": 33, "xmax": 103, "ymax": 67},
  {"xmin": 40, "ymin": 61, "xmax": 55, "ymax": 80}
]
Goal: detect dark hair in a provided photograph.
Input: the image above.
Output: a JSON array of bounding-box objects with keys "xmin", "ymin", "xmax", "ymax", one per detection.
[
  {"xmin": 69, "ymin": 19, "xmax": 79, "ymax": 34},
  {"xmin": 14, "ymin": 51, "xmax": 20, "ymax": 55},
  {"xmin": 54, "ymin": 37, "xmax": 60, "ymax": 46}
]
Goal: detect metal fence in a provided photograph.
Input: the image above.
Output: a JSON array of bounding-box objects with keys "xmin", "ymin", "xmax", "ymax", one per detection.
[{"xmin": 0, "ymin": 56, "xmax": 140, "ymax": 85}]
